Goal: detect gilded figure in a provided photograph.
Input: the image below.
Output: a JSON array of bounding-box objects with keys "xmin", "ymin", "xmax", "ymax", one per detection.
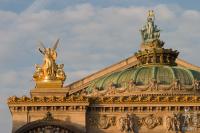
[{"xmin": 33, "ymin": 39, "xmax": 66, "ymax": 82}]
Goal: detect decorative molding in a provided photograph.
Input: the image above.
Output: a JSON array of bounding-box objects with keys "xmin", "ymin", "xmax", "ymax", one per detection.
[
  {"xmin": 88, "ymin": 95, "xmax": 200, "ymax": 104},
  {"xmin": 7, "ymin": 95, "xmax": 88, "ymax": 104}
]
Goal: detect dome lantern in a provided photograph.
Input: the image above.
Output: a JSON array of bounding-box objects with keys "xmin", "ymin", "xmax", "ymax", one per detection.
[{"xmin": 135, "ymin": 10, "xmax": 179, "ymax": 66}]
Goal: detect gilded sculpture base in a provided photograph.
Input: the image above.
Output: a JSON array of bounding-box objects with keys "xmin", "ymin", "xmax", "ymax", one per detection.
[
  {"xmin": 35, "ymin": 80, "xmax": 63, "ymax": 88},
  {"xmin": 30, "ymin": 87, "xmax": 69, "ymax": 97},
  {"xmin": 31, "ymin": 80, "xmax": 68, "ymax": 97}
]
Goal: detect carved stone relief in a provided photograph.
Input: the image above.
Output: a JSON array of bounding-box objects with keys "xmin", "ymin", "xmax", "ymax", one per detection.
[
  {"xmin": 142, "ymin": 114, "xmax": 162, "ymax": 129},
  {"xmin": 88, "ymin": 115, "xmax": 116, "ymax": 129},
  {"xmin": 88, "ymin": 113, "xmax": 162, "ymax": 132},
  {"xmin": 117, "ymin": 113, "xmax": 162, "ymax": 133},
  {"xmin": 118, "ymin": 113, "xmax": 141, "ymax": 133},
  {"xmin": 165, "ymin": 111, "xmax": 200, "ymax": 132}
]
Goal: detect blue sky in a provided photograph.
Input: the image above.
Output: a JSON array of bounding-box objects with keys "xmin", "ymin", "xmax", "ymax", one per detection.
[
  {"xmin": 0, "ymin": 0, "xmax": 200, "ymax": 132},
  {"xmin": 1, "ymin": 0, "xmax": 200, "ymax": 12}
]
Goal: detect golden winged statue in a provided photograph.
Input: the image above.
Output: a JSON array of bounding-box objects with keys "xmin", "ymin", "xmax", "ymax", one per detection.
[{"xmin": 33, "ymin": 39, "xmax": 66, "ymax": 82}]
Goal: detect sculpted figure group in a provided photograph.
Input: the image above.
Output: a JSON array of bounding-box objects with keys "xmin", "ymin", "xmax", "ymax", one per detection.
[
  {"xmin": 119, "ymin": 114, "xmax": 140, "ymax": 133},
  {"xmin": 166, "ymin": 111, "xmax": 194, "ymax": 133},
  {"xmin": 33, "ymin": 39, "xmax": 66, "ymax": 82},
  {"xmin": 118, "ymin": 113, "xmax": 162, "ymax": 133}
]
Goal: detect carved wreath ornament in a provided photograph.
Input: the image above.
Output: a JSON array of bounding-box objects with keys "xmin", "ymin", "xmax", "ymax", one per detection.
[{"xmin": 142, "ymin": 114, "xmax": 162, "ymax": 129}]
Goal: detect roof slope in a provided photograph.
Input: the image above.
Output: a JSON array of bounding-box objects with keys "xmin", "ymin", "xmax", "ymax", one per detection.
[{"xmin": 65, "ymin": 55, "xmax": 200, "ymax": 95}]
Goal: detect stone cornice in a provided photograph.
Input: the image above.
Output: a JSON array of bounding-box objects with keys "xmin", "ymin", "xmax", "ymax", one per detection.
[
  {"xmin": 8, "ymin": 95, "xmax": 200, "ymax": 114},
  {"xmin": 8, "ymin": 95, "xmax": 200, "ymax": 106},
  {"xmin": 88, "ymin": 95, "xmax": 200, "ymax": 104},
  {"xmin": 7, "ymin": 95, "xmax": 89, "ymax": 105}
]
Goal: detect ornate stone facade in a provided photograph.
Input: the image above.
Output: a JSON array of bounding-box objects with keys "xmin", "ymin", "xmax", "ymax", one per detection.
[{"xmin": 8, "ymin": 11, "xmax": 200, "ymax": 133}]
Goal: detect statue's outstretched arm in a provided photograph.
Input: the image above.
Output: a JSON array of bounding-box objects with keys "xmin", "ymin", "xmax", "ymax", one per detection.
[
  {"xmin": 39, "ymin": 48, "xmax": 45, "ymax": 55},
  {"xmin": 38, "ymin": 41, "xmax": 46, "ymax": 55}
]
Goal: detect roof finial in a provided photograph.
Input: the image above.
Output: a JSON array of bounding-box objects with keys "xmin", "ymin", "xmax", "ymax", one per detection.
[
  {"xmin": 140, "ymin": 10, "xmax": 160, "ymax": 43},
  {"xmin": 135, "ymin": 11, "xmax": 179, "ymax": 66}
]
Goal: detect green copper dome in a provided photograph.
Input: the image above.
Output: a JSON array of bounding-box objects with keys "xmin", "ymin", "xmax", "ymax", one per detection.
[{"xmin": 86, "ymin": 65, "xmax": 200, "ymax": 93}]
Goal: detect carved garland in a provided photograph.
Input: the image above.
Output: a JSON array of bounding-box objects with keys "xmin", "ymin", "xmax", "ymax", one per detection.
[{"xmin": 85, "ymin": 79, "xmax": 200, "ymax": 97}]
